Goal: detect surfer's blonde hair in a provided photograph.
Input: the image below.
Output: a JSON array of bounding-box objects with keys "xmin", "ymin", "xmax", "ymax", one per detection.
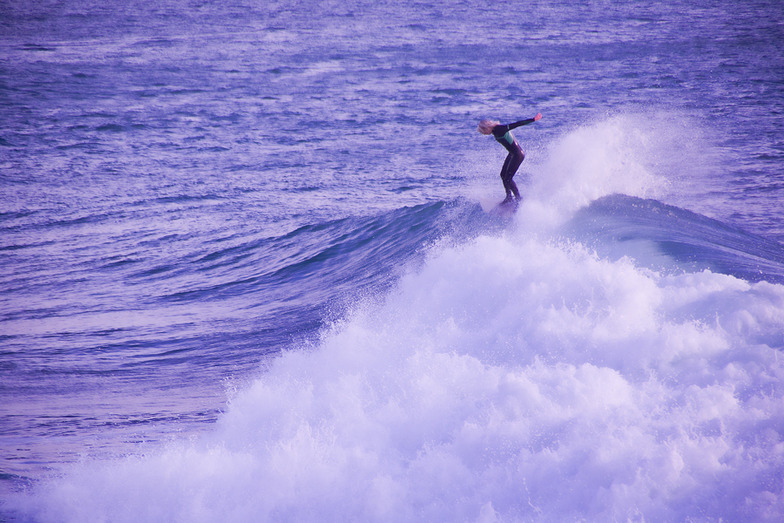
[{"xmin": 477, "ymin": 119, "xmax": 499, "ymax": 135}]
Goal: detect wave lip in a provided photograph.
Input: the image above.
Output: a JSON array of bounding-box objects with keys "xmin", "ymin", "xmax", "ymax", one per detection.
[{"xmin": 564, "ymin": 193, "xmax": 784, "ymax": 284}]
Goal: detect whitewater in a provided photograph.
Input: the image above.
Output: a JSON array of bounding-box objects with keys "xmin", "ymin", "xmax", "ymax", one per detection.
[{"xmin": 2, "ymin": 0, "xmax": 784, "ymax": 521}]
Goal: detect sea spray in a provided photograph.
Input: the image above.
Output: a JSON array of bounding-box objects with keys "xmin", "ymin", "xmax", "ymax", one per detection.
[{"xmin": 517, "ymin": 112, "xmax": 721, "ymax": 234}]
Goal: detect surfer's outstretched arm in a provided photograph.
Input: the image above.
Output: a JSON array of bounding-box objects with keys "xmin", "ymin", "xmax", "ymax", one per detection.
[{"xmin": 501, "ymin": 113, "xmax": 542, "ymax": 133}]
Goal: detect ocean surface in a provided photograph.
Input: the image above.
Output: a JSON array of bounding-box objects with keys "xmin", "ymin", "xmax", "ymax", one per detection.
[{"xmin": 2, "ymin": 0, "xmax": 784, "ymax": 520}]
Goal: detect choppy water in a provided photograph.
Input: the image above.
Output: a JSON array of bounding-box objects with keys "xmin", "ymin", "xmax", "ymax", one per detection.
[{"xmin": 2, "ymin": 0, "xmax": 784, "ymax": 521}]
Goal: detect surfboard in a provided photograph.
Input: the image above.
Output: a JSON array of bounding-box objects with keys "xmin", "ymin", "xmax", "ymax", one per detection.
[{"xmin": 488, "ymin": 199, "xmax": 519, "ymax": 217}]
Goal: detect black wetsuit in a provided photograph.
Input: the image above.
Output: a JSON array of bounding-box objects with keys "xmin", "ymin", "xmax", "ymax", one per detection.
[{"xmin": 492, "ymin": 118, "xmax": 537, "ymax": 202}]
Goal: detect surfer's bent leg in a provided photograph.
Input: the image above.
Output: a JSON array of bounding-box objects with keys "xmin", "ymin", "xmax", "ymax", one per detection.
[{"xmin": 500, "ymin": 150, "xmax": 524, "ymax": 201}]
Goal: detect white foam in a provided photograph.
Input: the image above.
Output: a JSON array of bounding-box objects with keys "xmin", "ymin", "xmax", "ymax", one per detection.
[{"xmin": 14, "ymin": 230, "xmax": 784, "ymax": 521}]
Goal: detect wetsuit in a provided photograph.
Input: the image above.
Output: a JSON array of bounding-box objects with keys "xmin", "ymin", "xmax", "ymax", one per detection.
[{"xmin": 492, "ymin": 117, "xmax": 537, "ymax": 202}]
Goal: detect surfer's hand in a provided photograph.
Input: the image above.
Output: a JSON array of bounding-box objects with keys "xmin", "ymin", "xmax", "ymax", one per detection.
[{"xmin": 534, "ymin": 113, "xmax": 542, "ymax": 121}]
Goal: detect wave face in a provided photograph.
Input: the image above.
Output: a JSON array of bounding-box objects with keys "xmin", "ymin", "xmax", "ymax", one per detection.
[{"xmin": 0, "ymin": 198, "xmax": 482, "ymax": 489}]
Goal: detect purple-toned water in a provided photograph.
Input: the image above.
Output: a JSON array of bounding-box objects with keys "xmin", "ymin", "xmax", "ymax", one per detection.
[{"xmin": 2, "ymin": 0, "xmax": 783, "ymax": 520}]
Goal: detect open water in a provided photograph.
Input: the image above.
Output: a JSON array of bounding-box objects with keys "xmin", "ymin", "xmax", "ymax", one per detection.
[{"xmin": 2, "ymin": 0, "xmax": 784, "ymax": 521}]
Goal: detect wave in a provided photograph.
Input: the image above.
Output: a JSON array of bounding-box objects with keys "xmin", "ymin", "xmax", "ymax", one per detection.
[
  {"xmin": 9, "ymin": 191, "xmax": 784, "ymax": 522},
  {"xmin": 134, "ymin": 200, "xmax": 486, "ymax": 324},
  {"xmin": 5, "ymin": 110, "xmax": 782, "ymax": 522},
  {"xmin": 564, "ymin": 193, "xmax": 784, "ymax": 284}
]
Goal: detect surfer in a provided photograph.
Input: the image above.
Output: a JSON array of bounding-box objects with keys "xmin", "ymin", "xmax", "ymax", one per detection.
[{"xmin": 478, "ymin": 113, "xmax": 542, "ymax": 204}]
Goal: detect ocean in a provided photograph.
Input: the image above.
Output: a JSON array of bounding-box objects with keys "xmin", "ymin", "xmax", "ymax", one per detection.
[{"xmin": 1, "ymin": 0, "xmax": 783, "ymax": 520}]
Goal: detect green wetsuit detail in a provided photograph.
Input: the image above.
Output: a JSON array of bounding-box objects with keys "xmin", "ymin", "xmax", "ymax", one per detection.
[{"xmin": 491, "ymin": 118, "xmax": 537, "ymax": 152}]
